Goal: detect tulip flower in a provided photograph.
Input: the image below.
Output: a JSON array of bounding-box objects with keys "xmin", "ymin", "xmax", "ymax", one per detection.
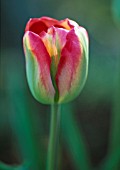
[
  {"xmin": 23, "ymin": 16, "xmax": 89, "ymax": 170},
  {"xmin": 23, "ymin": 16, "xmax": 89, "ymax": 104}
]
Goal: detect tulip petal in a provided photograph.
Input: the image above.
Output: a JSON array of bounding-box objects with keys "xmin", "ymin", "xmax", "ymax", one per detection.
[
  {"xmin": 39, "ymin": 17, "xmax": 59, "ymax": 27},
  {"xmin": 40, "ymin": 26, "xmax": 68, "ymax": 58},
  {"xmin": 25, "ymin": 19, "xmax": 48, "ymax": 35},
  {"xmin": 56, "ymin": 28, "xmax": 88, "ymax": 103},
  {"xmin": 75, "ymin": 26, "xmax": 89, "ymax": 57},
  {"xmin": 58, "ymin": 18, "xmax": 79, "ymax": 30},
  {"xmin": 25, "ymin": 17, "xmax": 59, "ymax": 35},
  {"xmin": 23, "ymin": 31, "xmax": 55, "ymax": 104},
  {"xmin": 40, "ymin": 27, "xmax": 69, "ymax": 102},
  {"xmin": 54, "ymin": 27, "xmax": 69, "ymax": 49}
]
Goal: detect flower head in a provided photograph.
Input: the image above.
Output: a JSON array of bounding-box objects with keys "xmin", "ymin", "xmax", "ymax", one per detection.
[{"xmin": 23, "ymin": 16, "xmax": 89, "ymax": 104}]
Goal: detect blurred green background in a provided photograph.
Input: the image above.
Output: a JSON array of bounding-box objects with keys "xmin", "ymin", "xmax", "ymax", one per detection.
[{"xmin": 0, "ymin": 0, "xmax": 120, "ymax": 170}]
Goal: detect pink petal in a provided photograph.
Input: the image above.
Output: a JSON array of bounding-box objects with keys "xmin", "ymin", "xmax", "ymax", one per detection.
[
  {"xmin": 40, "ymin": 26, "xmax": 68, "ymax": 58},
  {"xmin": 39, "ymin": 16, "xmax": 59, "ymax": 27},
  {"xmin": 25, "ymin": 17, "xmax": 59, "ymax": 35},
  {"xmin": 24, "ymin": 31, "xmax": 55, "ymax": 99},
  {"xmin": 56, "ymin": 28, "xmax": 82, "ymax": 102},
  {"xmin": 25, "ymin": 18, "xmax": 48, "ymax": 35}
]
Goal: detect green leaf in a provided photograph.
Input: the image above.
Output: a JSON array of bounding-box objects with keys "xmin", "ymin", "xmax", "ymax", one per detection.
[
  {"xmin": 61, "ymin": 104, "xmax": 91, "ymax": 170},
  {"xmin": 0, "ymin": 162, "xmax": 29, "ymax": 170}
]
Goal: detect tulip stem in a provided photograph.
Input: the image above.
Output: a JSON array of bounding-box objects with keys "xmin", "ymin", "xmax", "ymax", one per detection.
[{"xmin": 47, "ymin": 104, "xmax": 61, "ymax": 170}]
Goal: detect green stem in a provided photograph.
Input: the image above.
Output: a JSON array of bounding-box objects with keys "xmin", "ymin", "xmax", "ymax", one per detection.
[{"xmin": 47, "ymin": 104, "xmax": 61, "ymax": 170}]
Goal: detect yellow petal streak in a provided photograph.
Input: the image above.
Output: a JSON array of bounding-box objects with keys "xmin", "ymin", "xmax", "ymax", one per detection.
[{"xmin": 41, "ymin": 28, "xmax": 59, "ymax": 67}]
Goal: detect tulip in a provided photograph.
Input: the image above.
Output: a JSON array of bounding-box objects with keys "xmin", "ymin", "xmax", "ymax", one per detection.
[{"xmin": 23, "ymin": 16, "xmax": 89, "ymax": 104}]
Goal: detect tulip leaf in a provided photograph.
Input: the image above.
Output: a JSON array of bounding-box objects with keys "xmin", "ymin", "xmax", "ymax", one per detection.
[
  {"xmin": 99, "ymin": 148, "xmax": 120, "ymax": 170},
  {"xmin": 112, "ymin": 0, "xmax": 120, "ymax": 26},
  {"xmin": 2, "ymin": 50, "xmax": 45, "ymax": 170},
  {"xmin": 0, "ymin": 161, "xmax": 29, "ymax": 170},
  {"xmin": 61, "ymin": 104, "xmax": 91, "ymax": 170},
  {"xmin": 105, "ymin": 58, "xmax": 120, "ymax": 170}
]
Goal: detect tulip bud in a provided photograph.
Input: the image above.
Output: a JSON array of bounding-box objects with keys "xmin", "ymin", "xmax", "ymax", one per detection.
[{"xmin": 23, "ymin": 17, "xmax": 89, "ymax": 104}]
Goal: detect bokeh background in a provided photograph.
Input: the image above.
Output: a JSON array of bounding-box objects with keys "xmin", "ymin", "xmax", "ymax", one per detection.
[{"xmin": 0, "ymin": 0, "xmax": 120, "ymax": 169}]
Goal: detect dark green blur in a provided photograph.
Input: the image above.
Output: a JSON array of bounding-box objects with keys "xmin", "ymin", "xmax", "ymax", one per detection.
[{"xmin": 0, "ymin": 0, "xmax": 120, "ymax": 169}]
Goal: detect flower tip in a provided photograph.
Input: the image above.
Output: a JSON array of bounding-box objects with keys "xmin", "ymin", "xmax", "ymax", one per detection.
[
  {"xmin": 23, "ymin": 31, "xmax": 29, "ymax": 41},
  {"xmin": 80, "ymin": 26, "xmax": 89, "ymax": 40},
  {"xmin": 23, "ymin": 31, "xmax": 33, "ymax": 51}
]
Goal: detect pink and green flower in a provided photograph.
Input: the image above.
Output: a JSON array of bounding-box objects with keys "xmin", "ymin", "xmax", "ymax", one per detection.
[{"xmin": 23, "ymin": 16, "xmax": 89, "ymax": 104}]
